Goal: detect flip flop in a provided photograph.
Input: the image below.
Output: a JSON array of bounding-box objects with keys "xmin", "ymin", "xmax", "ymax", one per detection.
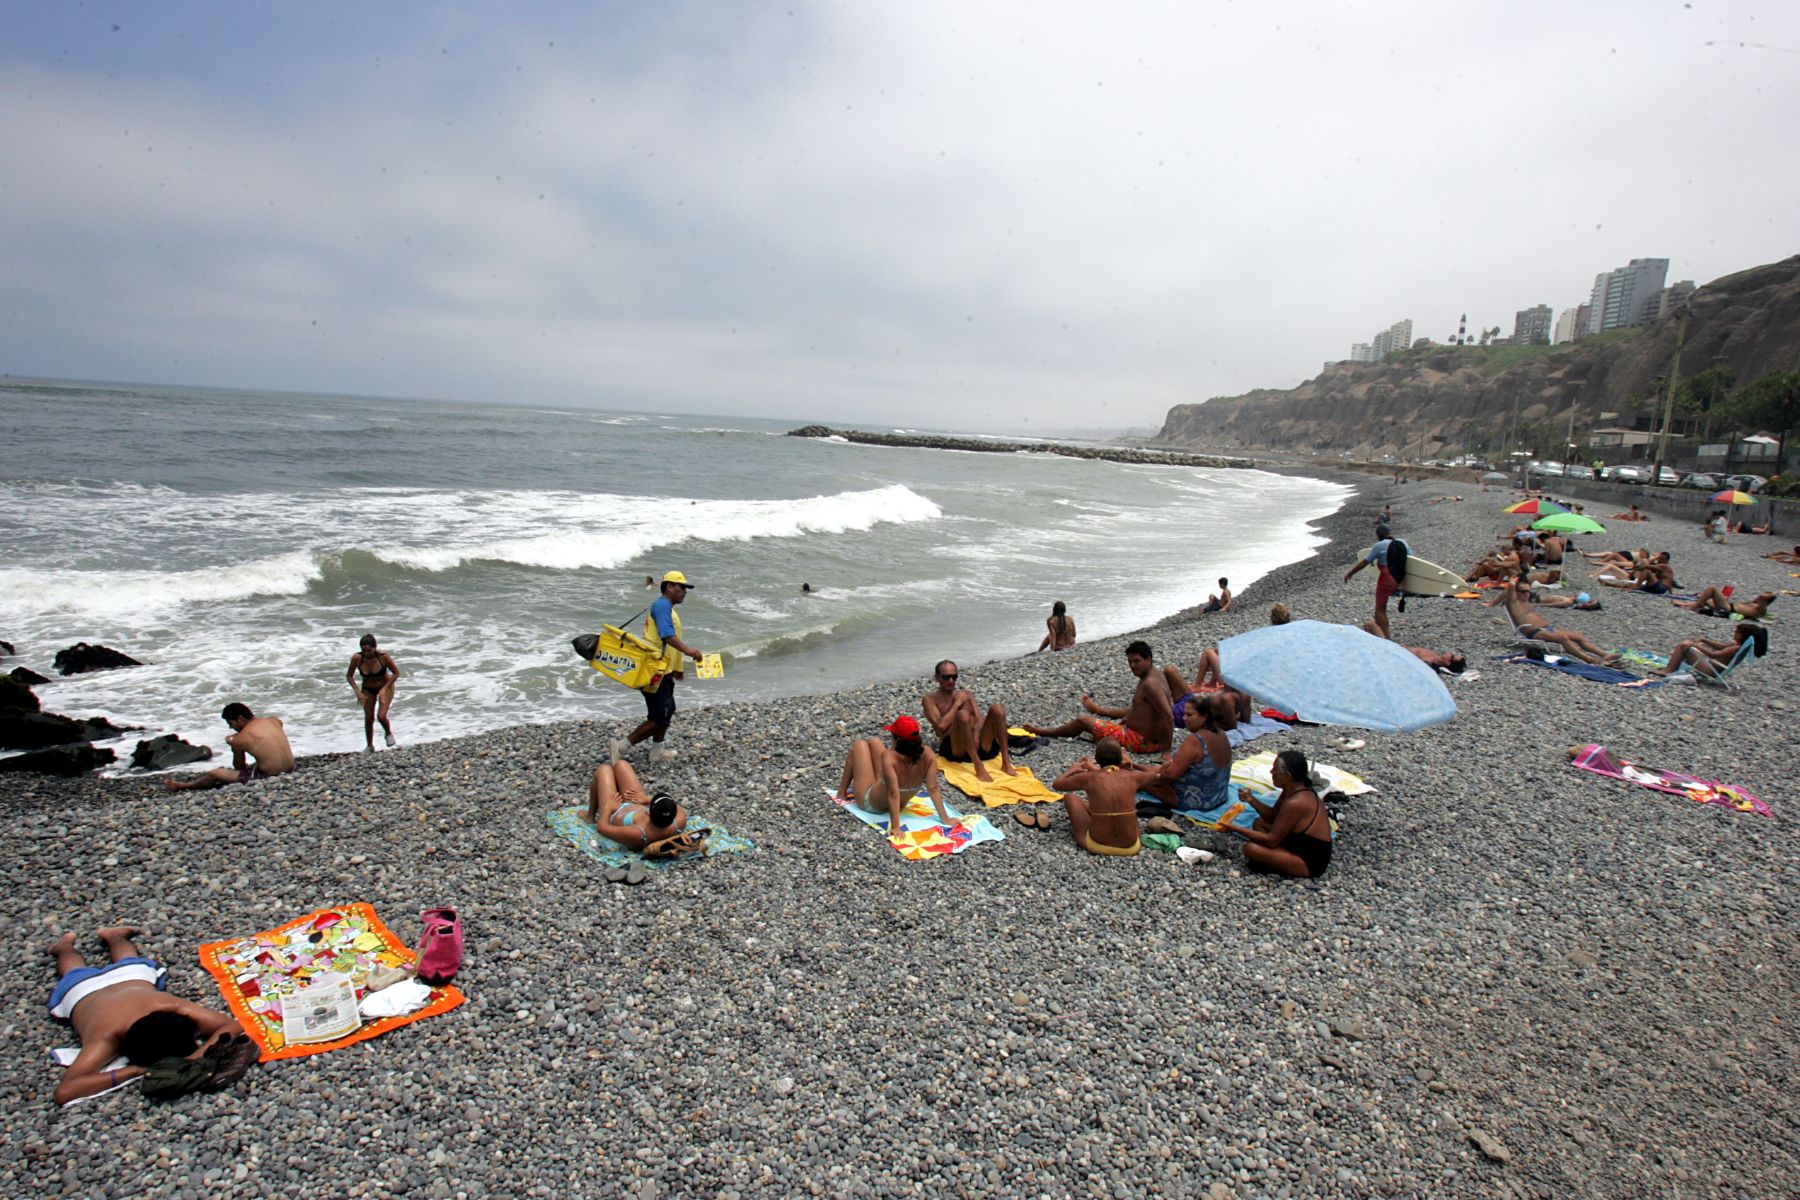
[
  {"xmin": 1144, "ymin": 816, "xmax": 1184, "ymax": 836},
  {"xmin": 604, "ymin": 866, "xmax": 628, "ymax": 884},
  {"xmin": 623, "ymin": 863, "xmax": 649, "ymax": 886},
  {"xmin": 1335, "ymin": 738, "xmax": 1366, "ymax": 752},
  {"xmin": 1014, "ymin": 810, "xmax": 1039, "ymax": 831},
  {"xmin": 1034, "ymin": 808, "xmax": 1052, "ymax": 830}
]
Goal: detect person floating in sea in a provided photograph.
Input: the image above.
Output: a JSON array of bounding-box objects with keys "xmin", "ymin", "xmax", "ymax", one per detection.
[
  {"xmin": 45, "ymin": 926, "xmax": 251, "ymax": 1105},
  {"xmin": 1037, "ymin": 600, "xmax": 1077, "ymax": 652},
  {"xmin": 1025, "ymin": 640, "xmax": 1173, "ymax": 755},
  {"xmin": 1049, "ymin": 738, "xmax": 1155, "ymax": 856},
  {"xmin": 1211, "ymin": 749, "xmax": 1333, "ymax": 879},
  {"xmin": 163, "ymin": 703, "xmax": 295, "ymax": 790},
  {"xmin": 837, "ymin": 715, "xmax": 960, "ymax": 839},
  {"xmin": 1201, "ymin": 578, "xmax": 1233, "ymax": 614},
  {"xmin": 613, "ymin": 570, "xmax": 706, "ymax": 766},
  {"xmin": 347, "ymin": 633, "xmax": 400, "ymax": 750},
  {"xmin": 922, "ymin": 660, "xmax": 1017, "ymax": 783}
]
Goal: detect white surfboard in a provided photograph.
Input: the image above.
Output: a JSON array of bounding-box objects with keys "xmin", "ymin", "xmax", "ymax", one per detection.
[{"xmin": 1350, "ymin": 549, "xmax": 1468, "ymax": 597}]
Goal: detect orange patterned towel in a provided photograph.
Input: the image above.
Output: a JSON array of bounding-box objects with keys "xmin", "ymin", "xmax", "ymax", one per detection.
[{"xmin": 199, "ymin": 903, "xmax": 465, "ymax": 1061}]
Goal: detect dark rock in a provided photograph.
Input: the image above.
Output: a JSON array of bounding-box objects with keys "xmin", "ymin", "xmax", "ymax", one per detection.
[
  {"xmin": 0, "ymin": 743, "xmax": 116, "ymax": 776},
  {"xmin": 0, "ymin": 711, "xmax": 87, "ymax": 751},
  {"xmin": 53, "ymin": 642, "xmax": 144, "ymax": 676},
  {"xmin": 131, "ymin": 734, "xmax": 214, "ymax": 771},
  {"xmin": 786, "ymin": 426, "xmax": 1249, "ymax": 470},
  {"xmin": 75, "ymin": 716, "xmax": 135, "ymax": 741},
  {"xmin": 0, "ymin": 676, "xmax": 41, "ymax": 714},
  {"xmin": 0, "ymin": 639, "xmax": 13, "ymax": 656},
  {"xmin": 9, "ymin": 666, "xmax": 50, "ymax": 686}
]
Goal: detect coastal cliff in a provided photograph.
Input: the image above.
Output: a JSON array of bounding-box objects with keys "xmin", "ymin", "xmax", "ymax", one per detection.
[{"xmin": 1157, "ymin": 255, "xmax": 1800, "ymax": 459}]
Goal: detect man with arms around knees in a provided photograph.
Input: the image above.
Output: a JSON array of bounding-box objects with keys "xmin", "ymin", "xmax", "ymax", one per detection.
[
  {"xmin": 1024, "ymin": 640, "xmax": 1173, "ymax": 755},
  {"xmin": 921, "ymin": 660, "xmax": 1017, "ymax": 784},
  {"xmin": 614, "ymin": 570, "xmax": 706, "ymax": 766},
  {"xmin": 1052, "ymin": 737, "xmax": 1158, "ymax": 856},
  {"xmin": 164, "ymin": 702, "xmax": 295, "ymax": 790}
]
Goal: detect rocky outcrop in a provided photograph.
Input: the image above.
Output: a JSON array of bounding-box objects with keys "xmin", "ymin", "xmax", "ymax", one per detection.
[
  {"xmin": 1156, "ymin": 255, "xmax": 1800, "ymax": 459},
  {"xmin": 0, "ymin": 743, "xmax": 117, "ymax": 776},
  {"xmin": 787, "ymin": 426, "xmax": 1250, "ymax": 469},
  {"xmin": 53, "ymin": 643, "xmax": 145, "ymax": 675},
  {"xmin": 0, "ymin": 676, "xmax": 41, "ymax": 714},
  {"xmin": 130, "ymin": 734, "xmax": 214, "ymax": 771},
  {"xmin": 9, "ymin": 666, "xmax": 50, "ymax": 686},
  {"xmin": 0, "ymin": 712, "xmax": 88, "ymax": 751},
  {"xmin": 0, "ymin": 640, "xmax": 13, "ymax": 657}
]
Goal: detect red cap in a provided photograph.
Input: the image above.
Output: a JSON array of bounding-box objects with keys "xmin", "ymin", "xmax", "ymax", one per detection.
[{"xmin": 884, "ymin": 715, "xmax": 920, "ymax": 739}]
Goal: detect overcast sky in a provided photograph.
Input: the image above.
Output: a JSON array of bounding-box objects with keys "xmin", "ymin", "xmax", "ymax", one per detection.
[{"xmin": 2, "ymin": 3, "xmax": 1795, "ymax": 431}]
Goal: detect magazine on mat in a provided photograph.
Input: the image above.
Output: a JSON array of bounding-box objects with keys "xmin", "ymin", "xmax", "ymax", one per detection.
[{"xmin": 280, "ymin": 973, "xmax": 362, "ymax": 1044}]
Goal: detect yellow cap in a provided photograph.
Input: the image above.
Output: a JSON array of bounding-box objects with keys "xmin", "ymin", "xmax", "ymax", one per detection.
[{"xmin": 661, "ymin": 570, "xmax": 693, "ymax": 587}]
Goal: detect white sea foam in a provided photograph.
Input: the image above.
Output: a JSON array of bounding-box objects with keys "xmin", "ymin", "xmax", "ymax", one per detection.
[{"xmin": 0, "ymin": 550, "xmax": 323, "ymax": 619}]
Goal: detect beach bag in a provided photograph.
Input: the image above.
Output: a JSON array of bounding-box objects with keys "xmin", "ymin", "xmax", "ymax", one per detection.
[
  {"xmin": 416, "ymin": 907, "xmax": 463, "ymax": 986},
  {"xmin": 573, "ymin": 611, "xmax": 662, "ymax": 691}
]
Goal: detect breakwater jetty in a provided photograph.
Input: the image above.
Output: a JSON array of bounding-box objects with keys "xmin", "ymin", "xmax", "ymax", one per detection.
[{"xmin": 787, "ymin": 425, "xmax": 1251, "ymax": 469}]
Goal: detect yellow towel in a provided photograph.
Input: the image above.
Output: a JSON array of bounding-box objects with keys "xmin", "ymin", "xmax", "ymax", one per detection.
[
  {"xmin": 938, "ymin": 755, "xmax": 1062, "ymax": 807},
  {"xmin": 1231, "ymin": 750, "xmax": 1376, "ymax": 796}
]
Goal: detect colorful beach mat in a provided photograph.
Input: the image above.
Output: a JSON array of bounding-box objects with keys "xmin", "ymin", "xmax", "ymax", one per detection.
[
  {"xmin": 826, "ymin": 787, "xmax": 1004, "ymax": 860},
  {"xmin": 1569, "ymin": 744, "xmax": 1770, "ymax": 817},
  {"xmin": 938, "ymin": 756, "xmax": 1061, "ymax": 807},
  {"xmin": 545, "ymin": 807, "xmax": 756, "ymax": 870},
  {"xmin": 199, "ymin": 904, "xmax": 464, "ymax": 1062}
]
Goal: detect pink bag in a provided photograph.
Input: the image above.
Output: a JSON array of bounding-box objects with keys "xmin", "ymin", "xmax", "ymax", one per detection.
[{"xmin": 415, "ymin": 907, "xmax": 463, "ymax": 986}]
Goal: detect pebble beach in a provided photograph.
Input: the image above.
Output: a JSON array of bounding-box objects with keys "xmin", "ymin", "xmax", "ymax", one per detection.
[{"xmin": 3, "ymin": 474, "xmax": 1795, "ymax": 1200}]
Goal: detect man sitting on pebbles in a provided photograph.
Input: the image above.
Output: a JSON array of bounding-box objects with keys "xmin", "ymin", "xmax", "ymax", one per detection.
[
  {"xmin": 1050, "ymin": 738, "xmax": 1157, "ymax": 856},
  {"xmin": 45, "ymin": 927, "xmax": 250, "ymax": 1105},
  {"xmin": 163, "ymin": 702, "xmax": 295, "ymax": 790},
  {"xmin": 1024, "ymin": 640, "xmax": 1173, "ymax": 755},
  {"xmin": 922, "ymin": 660, "xmax": 1018, "ymax": 783}
]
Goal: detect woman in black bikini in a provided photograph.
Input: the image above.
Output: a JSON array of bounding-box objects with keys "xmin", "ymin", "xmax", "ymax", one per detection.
[
  {"xmin": 1215, "ymin": 748, "xmax": 1333, "ymax": 878},
  {"xmin": 346, "ymin": 634, "xmax": 401, "ymax": 751}
]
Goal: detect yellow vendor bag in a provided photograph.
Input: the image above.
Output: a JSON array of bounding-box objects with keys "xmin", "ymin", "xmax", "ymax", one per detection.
[{"xmin": 572, "ymin": 619, "xmax": 663, "ymax": 691}]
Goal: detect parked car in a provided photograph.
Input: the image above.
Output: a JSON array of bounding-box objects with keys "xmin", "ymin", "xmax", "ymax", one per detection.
[
  {"xmin": 1725, "ymin": 474, "xmax": 1768, "ymax": 493},
  {"xmin": 1604, "ymin": 465, "xmax": 1649, "ymax": 483},
  {"xmin": 1654, "ymin": 466, "xmax": 1681, "ymax": 485},
  {"xmin": 1534, "ymin": 460, "xmax": 1567, "ymax": 478},
  {"xmin": 1683, "ymin": 472, "xmax": 1723, "ymax": 491},
  {"xmin": 1564, "ymin": 464, "xmax": 1595, "ymax": 480}
]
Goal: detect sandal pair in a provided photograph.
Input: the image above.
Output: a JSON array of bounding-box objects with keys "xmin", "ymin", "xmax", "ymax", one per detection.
[
  {"xmin": 1013, "ymin": 808, "xmax": 1052, "ymax": 831},
  {"xmin": 604, "ymin": 863, "xmax": 649, "ymax": 885}
]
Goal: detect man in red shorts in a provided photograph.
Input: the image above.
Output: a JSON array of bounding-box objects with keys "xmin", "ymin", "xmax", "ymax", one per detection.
[
  {"xmin": 1023, "ymin": 640, "xmax": 1173, "ymax": 754},
  {"xmin": 1344, "ymin": 524, "xmax": 1409, "ymax": 639}
]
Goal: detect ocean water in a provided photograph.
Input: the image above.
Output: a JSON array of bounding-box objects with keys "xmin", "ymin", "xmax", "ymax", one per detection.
[{"xmin": 0, "ymin": 379, "xmax": 1350, "ymax": 769}]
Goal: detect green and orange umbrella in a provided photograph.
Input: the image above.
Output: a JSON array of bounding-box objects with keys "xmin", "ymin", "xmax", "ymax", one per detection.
[{"xmin": 1503, "ymin": 498, "xmax": 1569, "ymax": 516}]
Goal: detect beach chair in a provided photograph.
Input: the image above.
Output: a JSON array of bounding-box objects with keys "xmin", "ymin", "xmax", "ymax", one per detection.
[{"xmin": 1673, "ymin": 639, "xmax": 1757, "ymax": 688}]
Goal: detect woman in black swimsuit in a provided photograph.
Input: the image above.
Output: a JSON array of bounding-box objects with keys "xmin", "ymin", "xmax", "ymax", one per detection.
[
  {"xmin": 346, "ymin": 634, "xmax": 401, "ymax": 751},
  {"xmin": 1215, "ymin": 748, "xmax": 1333, "ymax": 878}
]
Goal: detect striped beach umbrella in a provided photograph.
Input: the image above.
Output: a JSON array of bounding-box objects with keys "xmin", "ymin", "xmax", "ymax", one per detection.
[
  {"xmin": 1503, "ymin": 498, "xmax": 1569, "ymax": 516},
  {"xmin": 1711, "ymin": 489, "xmax": 1755, "ymax": 506}
]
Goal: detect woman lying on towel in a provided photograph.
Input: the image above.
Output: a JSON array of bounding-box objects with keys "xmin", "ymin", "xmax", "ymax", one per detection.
[
  {"xmin": 1648, "ymin": 622, "xmax": 1768, "ymax": 678},
  {"xmin": 837, "ymin": 715, "xmax": 960, "ymax": 838},
  {"xmin": 583, "ymin": 760, "xmax": 687, "ymax": 849},
  {"xmin": 1213, "ymin": 749, "xmax": 1333, "ymax": 879}
]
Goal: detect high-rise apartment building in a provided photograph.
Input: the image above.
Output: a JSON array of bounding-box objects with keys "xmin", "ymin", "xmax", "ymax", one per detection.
[
  {"xmin": 1349, "ymin": 343, "xmax": 1376, "ymax": 363},
  {"xmin": 1552, "ymin": 307, "xmax": 1580, "ymax": 344},
  {"xmin": 1513, "ymin": 305, "xmax": 1553, "ymax": 346},
  {"xmin": 1657, "ymin": 280, "xmax": 1696, "ymax": 319},
  {"xmin": 1348, "ymin": 318, "xmax": 1411, "ymax": 362},
  {"xmin": 1585, "ymin": 258, "xmax": 1669, "ymax": 334}
]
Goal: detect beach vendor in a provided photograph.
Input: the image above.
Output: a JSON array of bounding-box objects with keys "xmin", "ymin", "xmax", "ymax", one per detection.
[
  {"xmin": 1343, "ymin": 524, "xmax": 1409, "ymax": 638},
  {"xmin": 1137, "ymin": 693, "xmax": 1234, "ymax": 813},
  {"xmin": 163, "ymin": 702, "xmax": 296, "ymax": 790},
  {"xmin": 1050, "ymin": 738, "xmax": 1157, "ymax": 856},
  {"xmin": 922, "ymin": 660, "xmax": 1018, "ymax": 783},
  {"xmin": 346, "ymin": 633, "xmax": 400, "ymax": 751},
  {"xmin": 582, "ymin": 759, "xmax": 688, "ymax": 849},
  {"xmin": 613, "ymin": 570, "xmax": 705, "ymax": 766},
  {"xmin": 44, "ymin": 927, "xmax": 248, "ymax": 1105},
  {"xmin": 837, "ymin": 715, "xmax": 960, "ymax": 839},
  {"xmin": 1212, "ymin": 749, "xmax": 1334, "ymax": 879},
  {"xmin": 1024, "ymin": 640, "xmax": 1174, "ymax": 754}
]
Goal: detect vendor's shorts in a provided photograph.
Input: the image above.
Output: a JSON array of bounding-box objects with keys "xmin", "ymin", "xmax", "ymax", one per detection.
[
  {"xmin": 642, "ymin": 676, "xmax": 677, "ymax": 727},
  {"xmin": 48, "ymin": 958, "xmax": 167, "ymax": 1021}
]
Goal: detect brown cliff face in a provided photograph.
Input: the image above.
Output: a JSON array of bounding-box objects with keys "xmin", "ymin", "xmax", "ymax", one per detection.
[{"xmin": 1157, "ymin": 255, "xmax": 1800, "ymax": 458}]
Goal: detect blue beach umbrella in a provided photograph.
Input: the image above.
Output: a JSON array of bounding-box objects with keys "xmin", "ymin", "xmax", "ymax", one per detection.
[{"xmin": 1218, "ymin": 620, "xmax": 1457, "ymax": 733}]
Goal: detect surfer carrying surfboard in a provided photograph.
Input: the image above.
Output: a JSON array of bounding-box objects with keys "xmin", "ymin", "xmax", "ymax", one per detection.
[{"xmin": 1343, "ymin": 524, "xmax": 1409, "ymax": 639}]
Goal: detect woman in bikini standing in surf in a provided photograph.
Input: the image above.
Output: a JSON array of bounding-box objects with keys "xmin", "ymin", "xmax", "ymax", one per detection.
[{"xmin": 347, "ymin": 633, "xmax": 401, "ymax": 750}]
